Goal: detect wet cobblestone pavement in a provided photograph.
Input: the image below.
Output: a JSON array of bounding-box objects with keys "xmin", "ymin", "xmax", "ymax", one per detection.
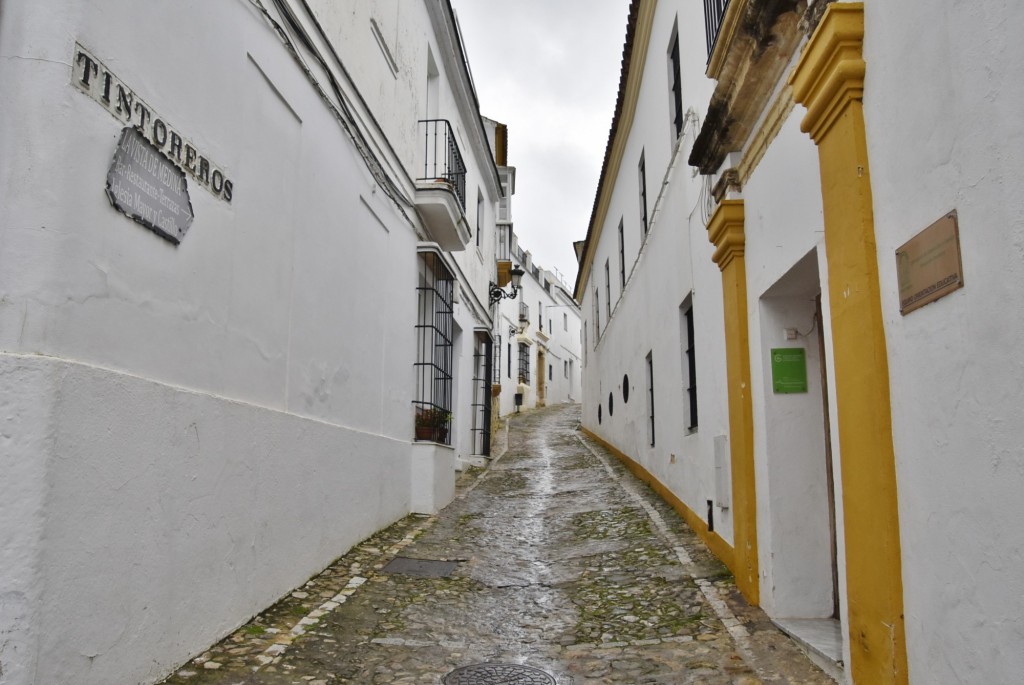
[{"xmin": 161, "ymin": 404, "xmax": 834, "ymax": 684}]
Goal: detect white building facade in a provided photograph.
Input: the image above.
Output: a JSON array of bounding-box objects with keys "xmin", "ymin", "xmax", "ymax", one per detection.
[
  {"xmin": 493, "ymin": 240, "xmax": 582, "ymax": 418},
  {"xmin": 0, "ymin": 1, "xmax": 505, "ymax": 683},
  {"xmin": 577, "ymin": 1, "xmax": 1024, "ymax": 684}
]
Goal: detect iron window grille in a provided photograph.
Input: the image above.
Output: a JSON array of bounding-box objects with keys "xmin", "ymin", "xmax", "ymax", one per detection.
[
  {"xmin": 519, "ymin": 300, "xmax": 530, "ymax": 323},
  {"xmin": 618, "ymin": 219, "xmax": 626, "ymax": 288},
  {"xmin": 646, "ymin": 351, "xmax": 656, "ymax": 446},
  {"xmin": 639, "ymin": 152, "xmax": 649, "ymax": 237},
  {"xmin": 704, "ymin": 0, "xmax": 731, "ymax": 61},
  {"xmin": 471, "ymin": 332, "xmax": 493, "ymax": 455},
  {"xmin": 684, "ymin": 304, "xmax": 698, "ymax": 430},
  {"xmin": 414, "ymin": 251, "xmax": 454, "ymax": 444},
  {"xmin": 605, "ymin": 260, "xmax": 612, "ymax": 318},
  {"xmin": 518, "ymin": 342, "xmax": 531, "ymax": 383},
  {"xmin": 418, "ymin": 119, "xmax": 467, "ymax": 210}
]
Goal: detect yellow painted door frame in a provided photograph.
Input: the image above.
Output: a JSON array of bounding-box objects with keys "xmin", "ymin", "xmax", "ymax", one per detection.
[
  {"xmin": 707, "ymin": 199, "xmax": 759, "ymax": 604},
  {"xmin": 790, "ymin": 4, "xmax": 909, "ymax": 683}
]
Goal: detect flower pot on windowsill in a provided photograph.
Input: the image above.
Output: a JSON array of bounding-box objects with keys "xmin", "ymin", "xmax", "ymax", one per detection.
[{"xmin": 414, "ymin": 407, "xmax": 451, "ymax": 443}]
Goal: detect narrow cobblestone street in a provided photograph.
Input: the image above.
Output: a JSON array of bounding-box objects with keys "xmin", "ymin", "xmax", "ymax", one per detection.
[{"xmin": 162, "ymin": 405, "xmax": 833, "ymax": 684}]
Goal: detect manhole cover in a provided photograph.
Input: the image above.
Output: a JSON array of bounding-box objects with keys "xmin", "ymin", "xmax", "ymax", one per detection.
[
  {"xmin": 381, "ymin": 556, "xmax": 458, "ymax": 578},
  {"xmin": 442, "ymin": 663, "xmax": 556, "ymax": 685}
]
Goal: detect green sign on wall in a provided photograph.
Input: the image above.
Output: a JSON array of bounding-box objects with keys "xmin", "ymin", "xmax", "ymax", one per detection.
[{"xmin": 771, "ymin": 348, "xmax": 807, "ymax": 394}]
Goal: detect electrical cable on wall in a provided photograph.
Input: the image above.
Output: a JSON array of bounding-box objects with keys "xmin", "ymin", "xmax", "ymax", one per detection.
[{"xmin": 246, "ymin": 0, "xmax": 415, "ymax": 224}]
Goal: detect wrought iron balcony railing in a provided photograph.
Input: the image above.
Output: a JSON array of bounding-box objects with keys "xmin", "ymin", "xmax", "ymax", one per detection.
[
  {"xmin": 519, "ymin": 300, "xmax": 530, "ymax": 323},
  {"xmin": 418, "ymin": 119, "xmax": 467, "ymax": 210},
  {"xmin": 704, "ymin": 0, "xmax": 731, "ymax": 60}
]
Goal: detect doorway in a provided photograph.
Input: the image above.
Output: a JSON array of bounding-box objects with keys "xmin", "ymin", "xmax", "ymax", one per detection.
[
  {"xmin": 757, "ymin": 251, "xmax": 842, "ymax": 671},
  {"xmin": 536, "ymin": 348, "xmax": 546, "ymax": 407}
]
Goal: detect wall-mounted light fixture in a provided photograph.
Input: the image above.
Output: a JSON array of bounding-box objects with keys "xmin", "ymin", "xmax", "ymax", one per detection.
[{"xmin": 489, "ymin": 265, "xmax": 525, "ymax": 306}]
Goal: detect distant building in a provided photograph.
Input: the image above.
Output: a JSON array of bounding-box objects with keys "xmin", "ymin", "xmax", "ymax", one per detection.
[
  {"xmin": 575, "ymin": 1, "xmax": 1024, "ymax": 684},
  {"xmin": 483, "ymin": 119, "xmax": 582, "ymax": 420},
  {"xmin": 493, "ymin": 241, "xmax": 582, "ymax": 417},
  {"xmin": 0, "ymin": 1, "xmax": 505, "ymax": 683}
]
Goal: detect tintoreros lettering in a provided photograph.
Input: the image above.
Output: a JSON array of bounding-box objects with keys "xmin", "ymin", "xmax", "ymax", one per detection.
[{"xmin": 73, "ymin": 42, "xmax": 234, "ymax": 203}]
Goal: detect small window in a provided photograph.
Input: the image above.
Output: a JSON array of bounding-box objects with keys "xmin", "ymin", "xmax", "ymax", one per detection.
[
  {"xmin": 476, "ymin": 188, "xmax": 483, "ymax": 247},
  {"xmin": 618, "ymin": 219, "xmax": 626, "ymax": 287},
  {"xmin": 668, "ymin": 24, "xmax": 683, "ymax": 139},
  {"xmin": 623, "ymin": 374, "xmax": 630, "ymax": 403},
  {"xmin": 608, "ymin": 392, "xmax": 614, "ymax": 417},
  {"xmin": 518, "ymin": 342, "xmax": 530, "ymax": 383},
  {"xmin": 682, "ymin": 300, "xmax": 698, "ymax": 431},
  {"xmin": 605, "ymin": 260, "xmax": 611, "ymax": 319},
  {"xmin": 638, "ymin": 152, "xmax": 649, "ymax": 237},
  {"xmin": 564, "ymin": 360, "xmax": 569, "ymax": 378},
  {"xmin": 548, "ymin": 364, "xmax": 553, "ymax": 381},
  {"xmin": 646, "ymin": 351, "xmax": 656, "ymax": 446},
  {"xmin": 563, "ymin": 313, "xmax": 568, "ymax": 331}
]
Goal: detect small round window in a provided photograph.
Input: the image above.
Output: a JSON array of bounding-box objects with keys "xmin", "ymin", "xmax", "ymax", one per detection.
[
  {"xmin": 608, "ymin": 392, "xmax": 614, "ymax": 416},
  {"xmin": 622, "ymin": 375, "xmax": 630, "ymax": 403}
]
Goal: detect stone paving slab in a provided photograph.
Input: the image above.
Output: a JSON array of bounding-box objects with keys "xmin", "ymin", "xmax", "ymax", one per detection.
[{"xmin": 160, "ymin": 404, "xmax": 835, "ymax": 685}]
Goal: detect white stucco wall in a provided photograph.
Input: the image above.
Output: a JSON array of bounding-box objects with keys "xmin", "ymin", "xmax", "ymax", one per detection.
[
  {"xmin": 0, "ymin": 0, "xmax": 496, "ymax": 682},
  {"xmin": 864, "ymin": 1, "xmax": 1024, "ymax": 682},
  {"xmin": 579, "ymin": 0, "xmax": 731, "ymax": 540}
]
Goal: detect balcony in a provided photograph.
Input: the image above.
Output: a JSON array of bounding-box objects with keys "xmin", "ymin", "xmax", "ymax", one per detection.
[
  {"xmin": 689, "ymin": 0, "xmax": 805, "ymax": 175},
  {"xmin": 519, "ymin": 300, "xmax": 530, "ymax": 324},
  {"xmin": 704, "ymin": 0, "xmax": 731, "ymax": 61},
  {"xmin": 415, "ymin": 119, "xmax": 470, "ymax": 251}
]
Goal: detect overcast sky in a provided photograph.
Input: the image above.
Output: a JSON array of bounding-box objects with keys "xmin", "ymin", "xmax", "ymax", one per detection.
[{"xmin": 450, "ymin": 0, "xmax": 632, "ymax": 289}]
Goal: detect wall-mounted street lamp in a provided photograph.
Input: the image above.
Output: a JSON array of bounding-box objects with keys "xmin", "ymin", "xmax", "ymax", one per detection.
[{"xmin": 489, "ymin": 265, "xmax": 525, "ymax": 306}]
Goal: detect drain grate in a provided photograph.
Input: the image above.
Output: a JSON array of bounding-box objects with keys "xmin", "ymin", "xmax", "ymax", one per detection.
[
  {"xmin": 442, "ymin": 663, "xmax": 556, "ymax": 684},
  {"xmin": 381, "ymin": 556, "xmax": 458, "ymax": 578}
]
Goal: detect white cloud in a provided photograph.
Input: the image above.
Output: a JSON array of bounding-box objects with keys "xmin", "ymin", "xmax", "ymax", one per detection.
[{"xmin": 452, "ymin": 0, "xmax": 630, "ymax": 288}]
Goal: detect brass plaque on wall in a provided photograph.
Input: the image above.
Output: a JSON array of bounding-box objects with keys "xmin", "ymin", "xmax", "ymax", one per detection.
[{"xmin": 896, "ymin": 210, "xmax": 964, "ymax": 315}]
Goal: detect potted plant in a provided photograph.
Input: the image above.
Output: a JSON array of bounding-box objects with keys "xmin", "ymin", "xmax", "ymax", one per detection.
[{"xmin": 415, "ymin": 406, "xmax": 451, "ymax": 442}]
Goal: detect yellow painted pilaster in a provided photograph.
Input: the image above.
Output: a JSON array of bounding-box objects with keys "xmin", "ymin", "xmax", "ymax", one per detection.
[
  {"xmin": 790, "ymin": 5, "xmax": 909, "ymax": 684},
  {"xmin": 707, "ymin": 199, "xmax": 759, "ymax": 604}
]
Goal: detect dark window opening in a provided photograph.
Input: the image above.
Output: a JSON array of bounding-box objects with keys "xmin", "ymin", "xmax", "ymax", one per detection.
[{"xmin": 684, "ymin": 303, "xmax": 698, "ymax": 431}]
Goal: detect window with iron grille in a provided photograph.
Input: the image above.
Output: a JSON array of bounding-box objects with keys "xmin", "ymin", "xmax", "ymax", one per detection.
[
  {"xmin": 639, "ymin": 152, "xmax": 649, "ymax": 237},
  {"xmin": 518, "ymin": 342, "xmax": 531, "ymax": 383},
  {"xmin": 682, "ymin": 300, "xmax": 698, "ymax": 431},
  {"xmin": 605, "ymin": 260, "xmax": 612, "ymax": 319},
  {"xmin": 507, "ymin": 340, "xmax": 512, "ymax": 379},
  {"xmin": 476, "ymin": 188, "xmax": 483, "ymax": 247},
  {"xmin": 471, "ymin": 332, "xmax": 493, "ymax": 455},
  {"xmin": 413, "ymin": 251, "xmax": 454, "ymax": 444},
  {"xmin": 646, "ymin": 351, "xmax": 656, "ymax": 446},
  {"xmin": 618, "ymin": 218, "xmax": 626, "ymax": 288}
]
